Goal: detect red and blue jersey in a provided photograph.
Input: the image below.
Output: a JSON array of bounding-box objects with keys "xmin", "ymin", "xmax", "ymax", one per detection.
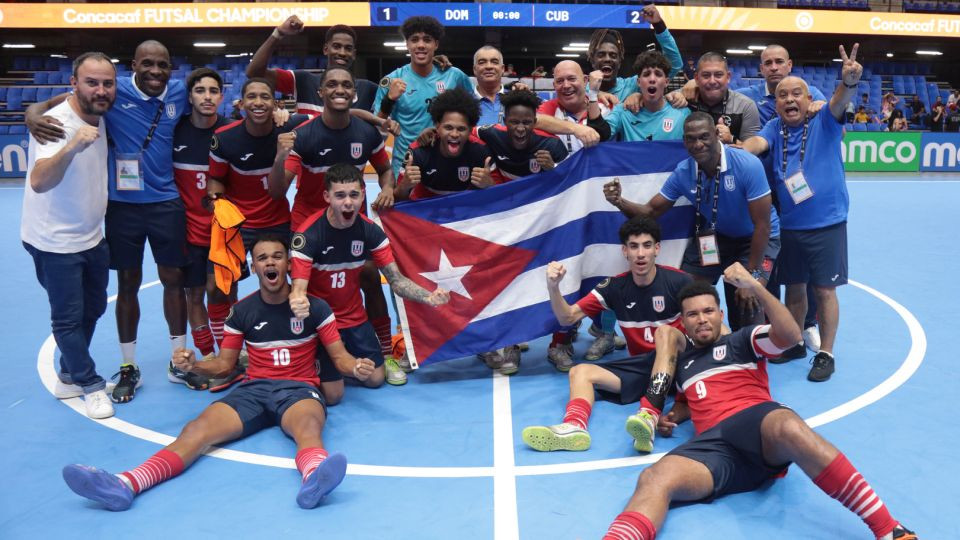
[
  {"xmin": 405, "ymin": 138, "xmax": 492, "ymax": 200},
  {"xmin": 173, "ymin": 115, "xmax": 230, "ymax": 246},
  {"xmin": 274, "ymin": 68, "xmax": 378, "ymax": 115},
  {"xmin": 474, "ymin": 124, "xmax": 568, "ymax": 182}
]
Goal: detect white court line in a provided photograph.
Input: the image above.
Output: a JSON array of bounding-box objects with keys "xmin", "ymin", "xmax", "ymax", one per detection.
[{"xmin": 36, "ymin": 278, "xmax": 926, "ymax": 540}]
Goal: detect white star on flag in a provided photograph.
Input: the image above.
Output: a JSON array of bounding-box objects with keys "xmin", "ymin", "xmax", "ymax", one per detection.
[{"xmin": 419, "ymin": 249, "xmax": 474, "ymax": 300}]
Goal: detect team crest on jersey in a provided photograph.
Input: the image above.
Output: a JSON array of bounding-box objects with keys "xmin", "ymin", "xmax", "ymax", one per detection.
[
  {"xmin": 457, "ymin": 166, "xmax": 470, "ymax": 182},
  {"xmin": 436, "ymin": 81, "xmax": 445, "ymax": 93},
  {"xmin": 652, "ymin": 295, "xmax": 665, "ymax": 313},
  {"xmin": 724, "ymin": 174, "xmax": 736, "ymax": 192},
  {"xmin": 351, "ymin": 240, "xmax": 364, "ymax": 256},
  {"xmin": 166, "ymin": 103, "xmax": 177, "ymax": 119},
  {"xmin": 662, "ymin": 118, "xmax": 674, "ymax": 132},
  {"xmin": 290, "ymin": 317, "xmax": 304, "ymax": 335},
  {"xmin": 350, "ymin": 142, "xmax": 362, "ymax": 159},
  {"xmin": 713, "ymin": 345, "xmax": 727, "ymax": 361},
  {"xmin": 529, "ymin": 158, "xmax": 541, "ymax": 173}
]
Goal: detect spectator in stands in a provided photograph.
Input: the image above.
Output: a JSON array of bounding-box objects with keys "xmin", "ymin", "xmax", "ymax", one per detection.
[
  {"xmin": 888, "ymin": 109, "xmax": 907, "ymax": 132},
  {"xmin": 682, "ymin": 58, "xmax": 696, "ymax": 81},
  {"xmin": 531, "ymin": 66, "xmax": 547, "ymax": 79},
  {"xmin": 845, "ymin": 100, "xmax": 856, "ymax": 123},
  {"xmin": 910, "ymin": 103, "xmax": 927, "ymax": 128},
  {"xmin": 880, "ymin": 92, "xmax": 898, "ymax": 122},
  {"xmin": 910, "ymin": 94, "xmax": 923, "ymax": 116},
  {"xmin": 504, "ymin": 64, "xmax": 517, "ymax": 77},
  {"xmin": 946, "ymin": 103, "xmax": 960, "ymax": 132},
  {"xmin": 947, "ymin": 89, "xmax": 958, "ymax": 110},
  {"xmin": 853, "ymin": 106, "xmax": 869, "ymax": 123},
  {"xmin": 931, "ymin": 97, "xmax": 945, "ymax": 131}
]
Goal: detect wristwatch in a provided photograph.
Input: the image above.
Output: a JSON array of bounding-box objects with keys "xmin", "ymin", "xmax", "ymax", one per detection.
[{"xmin": 750, "ymin": 268, "xmax": 764, "ymax": 280}]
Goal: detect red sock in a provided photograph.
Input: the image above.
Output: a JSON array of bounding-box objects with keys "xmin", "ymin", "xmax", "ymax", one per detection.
[
  {"xmin": 191, "ymin": 325, "xmax": 216, "ymax": 356},
  {"xmin": 370, "ymin": 316, "xmax": 393, "ymax": 357},
  {"xmin": 639, "ymin": 397, "xmax": 662, "ymax": 417},
  {"xmin": 120, "ymin": 449, "xmax": 185, "ymax": 494},
  {"xmin": 562, "ymin": 398, "xmax": 592, "ymax": 430},
  {"xmin": 295, "ymin": 447, "xmax": 329, "ymax": 481},
  {"xmin": 208, "ymin": 302, "xmax": 231, "ymax": 347},
  {"xmin": 603, "ymin": 511, "xmax": 656, "ymax": 540},
  {"xmin": 813, "ymin": 453, "xmax": 898, "ymax": 538},
  {"xmin": 550, "ymin": 332, "xmax": 572, "ymax": 347}
]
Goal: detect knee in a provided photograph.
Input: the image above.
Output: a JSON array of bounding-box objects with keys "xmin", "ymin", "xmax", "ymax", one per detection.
[
  {"xmin": 159, "ymin": 267, "xmax": 185, "ymax": 288},
  {"xmin": 635, "ymin": 463, "xmax": 671, "ymax": 493},
  {"xmin": 322, "ymin": 386, "xmax": 344, "ymax": 406},
  {"xmin": 188, "ymin": 288, "xmax": 206, "ymax": 305},
  {"xmin": 177, "ymin": 418, "xmax": 211, "ymax": 445},
  {"xmin": 568, "ymin": 364, "xmax": 595, "ymax": 384},
  {"xmin": 117, "ymin": 273, "xmax": 143, "ymax": 294},
  {"xmin": 812, "ymin": 286, "xmax": 836, "ymax": 302},
  {"xmin": 764, "ymin": 411, "xmax": 810, "ymax": 450},
  {"xmin": 364, "ymin": 367, "xmax": 385, "ymax": 388}
]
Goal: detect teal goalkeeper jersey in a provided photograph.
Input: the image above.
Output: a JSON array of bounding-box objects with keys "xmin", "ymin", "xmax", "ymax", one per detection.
[
  {"xmin": 605, "ymin": 103, "xmax": 690, "ymax": 141},
  {"xmin": 373, "ymin": 64, "xmax": 473, "ymax": 174}
]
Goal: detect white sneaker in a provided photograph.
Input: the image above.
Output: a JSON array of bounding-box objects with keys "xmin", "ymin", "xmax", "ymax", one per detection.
[
  {"xmin": 803, "ymin": 326, "xmax": 821, "ymax": 353},
  {"xmin": 54, "ymin": 380, "xmax": 84, "ymax": 399},
  {"xmin": 84, "ymin": 390, "xmax": 115, "ymax": 419}
]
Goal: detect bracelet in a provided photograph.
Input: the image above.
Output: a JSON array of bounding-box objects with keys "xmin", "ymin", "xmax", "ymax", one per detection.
[
  {"xmin": 271, "ymin": 28, "xmax": 285, "ymax": 40},
  {"xmin": 843, "ymin": 81, "xmax": 858, "ymax": 89},
  {"xmin": 380, "ymin": 95, "xmax": 396, "ymax": 115},
  {"xmin": 750, "ymin": 269, "xmax": 765, "ymax": 280}
]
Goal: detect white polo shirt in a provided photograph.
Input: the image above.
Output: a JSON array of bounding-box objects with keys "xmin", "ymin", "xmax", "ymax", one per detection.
[{"xmin": 21, "ymin": 99, "xmax": 108, "ymax": 253}]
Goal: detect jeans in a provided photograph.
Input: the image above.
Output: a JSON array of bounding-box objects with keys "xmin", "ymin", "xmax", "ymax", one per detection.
[{"xmin": 24, "ymin": 240, "xmax": 109, "ymax": 393}]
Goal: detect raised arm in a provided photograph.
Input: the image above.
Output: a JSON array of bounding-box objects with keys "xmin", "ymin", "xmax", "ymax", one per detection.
[
  {"xmin": 245, "ymin": 15, "xmax": 304, "ymax": 87},
  {"xmin": 545, "ymin": 262, "xmax": 587, "ymax": 326},
  {"xmin": 830, "ymin": 43, "xmax": 862, "ymax": 122}
]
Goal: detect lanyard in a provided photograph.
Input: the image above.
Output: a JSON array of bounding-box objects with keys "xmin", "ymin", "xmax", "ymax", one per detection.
[
  {"xmin": 694, "ymin": 150, "xmax": 723, "ymax": 235},
  {"xmin": 780, "ymin": 117, "xmax": 809, "ymax": 178},
  {"xmin": 107, "ymin": 101, "xmax": 165, "ymax": 152}
]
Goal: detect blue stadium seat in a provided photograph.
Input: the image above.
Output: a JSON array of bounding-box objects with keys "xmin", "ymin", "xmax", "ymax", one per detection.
[
  {"xmin": 6, "ymin": 87, "xmax": 22, "ymax": 110},
  {"xmin": 33, "ymin": 72, "xmax": 48, "ymax": 85},
  {"xmin": 28, "ymin": 57, "xmax": 43, "ymax": 70},
  {"xmin": 851, "ymin": 123, "xmax": 866, "ymax": 131},
  {"xmin": 21, "ymin": 87, "xmax": 37, "ymax": 103},
  {"xmin": 36, "ymin": 87, "xmax": 52, "ymax": 102},
  {"xmin": 866, "ymin": 123, "xmax": 881, "ymax": 131},
  {"xmin": 9, "ymin": 125, "xmax": 26, "ymax": 134},
  {"xmin": 0, "ymin": 87, "xmax": 7, "ymax": 101}
]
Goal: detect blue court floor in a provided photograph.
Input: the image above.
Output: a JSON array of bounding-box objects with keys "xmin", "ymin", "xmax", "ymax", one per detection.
[{"xmin": 0, "ymin": 174, "xmax": 957, "ymax": 539}]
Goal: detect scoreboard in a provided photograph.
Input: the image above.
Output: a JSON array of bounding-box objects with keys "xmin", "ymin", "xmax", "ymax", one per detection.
[{"xmin": 370, "ymin": 2, "xmax": 654, "ymax": 29}]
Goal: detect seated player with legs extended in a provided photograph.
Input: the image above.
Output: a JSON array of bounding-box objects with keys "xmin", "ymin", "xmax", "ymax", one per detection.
[
  {"xmin": 289, "ymin": 164, "xmax": 450, "ymax": 388},
  {"xmin": 522, "ymin": 216, "xmax": 691, "ymax": 453},
  {"xmin": 600, "ymin": 264, "xmax": 917, "ymax": 540},
  {"xmin": 62, "ymin": 235, "xmax": 374, "ymax": 511}
]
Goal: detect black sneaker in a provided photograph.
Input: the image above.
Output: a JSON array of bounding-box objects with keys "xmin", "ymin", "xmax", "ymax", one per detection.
[
  {"xmin": 769, "ymin": 343, "xmax": 807, "ymax": 364},
  {"xmin": 167, "ymin": 361, "xmax": 209, "ymax": 390},
  {"xmin": 880, "ymin": 524, "xmax": 918, "ymax": 540},
  {"xmin": 807, "ymin": 352, "xmax": 835, "ymax": 382},
  {"xmin": 110, "ymin": 364, "xmax": 142, "ymax": 403}
]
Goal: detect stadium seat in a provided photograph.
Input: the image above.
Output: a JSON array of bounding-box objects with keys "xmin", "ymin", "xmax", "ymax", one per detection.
[
  {"xmin": 6, "ymin": 87, "xmax": 22, "ymax": 110},
  {"xmin": 36, "ymin": 87, "xmax": 52, "ymax": 103},
  {"xmin": 851, "ymin": 123, "xmax": 866, "ymax": 131},
  {"xmin": 33, "ymin": 72, "xmax": 48, "ymax": 85},
  {"xmin": 9, "ymin": 125, "xmax": 26, "ymax": 134},
  {"xmin": 866, "ymin": 123, "xmax": 881, "ymax": 131},
  {"xmin": 21, "ymin": 87, "xmax": 37, "ymax": 103},
  {"xmin": 0, "ymin": 87, "xmax": 7, "ymax": 102},
  {"xmin": 0, "ymin": 125, "xmax": 8, "ymax": 134}
]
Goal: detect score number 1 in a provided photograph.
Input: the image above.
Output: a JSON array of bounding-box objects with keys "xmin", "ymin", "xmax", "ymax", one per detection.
[{"xmin": 377, "ymin": 6, "xmax": 398, "ymax": 22}]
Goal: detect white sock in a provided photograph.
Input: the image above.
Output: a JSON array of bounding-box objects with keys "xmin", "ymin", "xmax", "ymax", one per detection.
[
  {"xmin": 170, "ymin": 335, "xmax": 187, "ymax": 353},
  {"xmin": 115, "ymin": 474, "xmax": 134, "ymax": 491},
  {"xmin": 120, "ymin": 342, "xmax": 137, "ymax": 365}
]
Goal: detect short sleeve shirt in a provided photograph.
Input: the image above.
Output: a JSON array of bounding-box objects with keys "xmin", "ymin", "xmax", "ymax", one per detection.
[
  {"xmin": 605, "ymin": 103, "xmax": 689, "ymax": 142},
  {"xmin": 274, "ymin": 68, "xmax": 378, "ymax": 115}
]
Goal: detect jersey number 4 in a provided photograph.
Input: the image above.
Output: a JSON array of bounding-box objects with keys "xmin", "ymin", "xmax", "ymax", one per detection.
[{"xmin": 272, "ymin": 348, "xmax": 291, "ymax": 366}]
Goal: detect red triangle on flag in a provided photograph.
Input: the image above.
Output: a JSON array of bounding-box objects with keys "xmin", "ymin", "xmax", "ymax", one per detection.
[{"xmin": 381, "ymin": 210, "xmax": 537, "ymax": 363}]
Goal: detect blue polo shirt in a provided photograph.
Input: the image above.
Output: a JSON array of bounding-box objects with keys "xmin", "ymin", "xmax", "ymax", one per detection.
[
  {"xmin": 106, "ymin": 74, "xmax": 187, "ymax": 203},
  {"xmin": 739, "ymin": 81, "xmax": 827, "ymax": 125},
  {"xmin": 660, "ymin": 145, "xmax": 779, "ymax": 238},
  {"xmin": 475, "ymin": 86, "xmax": 505, "ymax": 126},
  {"xmin": 759, "ymin": 107, "xmax": 848, "ymax": 231}
]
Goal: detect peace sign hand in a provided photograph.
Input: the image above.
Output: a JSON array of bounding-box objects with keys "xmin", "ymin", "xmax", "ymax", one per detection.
[{"xmin": 839, "ymin": 43, "xmax": 862, "ymax": 87}]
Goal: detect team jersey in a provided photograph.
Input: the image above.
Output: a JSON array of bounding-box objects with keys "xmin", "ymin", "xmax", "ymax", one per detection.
[
  {"xmin": 687, "ymin": 89, "xmax": 761, "ymax": 142},
  {"xmin": 290, "ymin": 212, "xmax": 394, "ymax": 328},
  {"xmin": 758, "ymin": 107, "xmax": 848, "ymax": 230},
  {"xmin": 106, "ymin": 75, "xmax": 187, "ymax": 203},
  {"xmin": 405, "ymin": 138, "xmax": 492, "ymax": 200},
  {"xmin": 738, "ymin": 81, "xmax": 827, "ymax": 126},
  {"xmin": 208, "ymin": 114, "xmax": 309, "ymax": 228},
  {"xmin": 222, "ymin": 291, "xmax": 340, "ymax": 387},
  {"xmin": 284, "ymin": 115, "xmax": 388, "ymax": 229},
  {"xmin": 660, "ymin": 145, "xmax": 780, "ymax": 238},
  {"xmin": 538, "ymin": 98, "xmax": 592, "ymax": 155},
  {"xmin": 274, "ymin": 68, "xmax": 378, "ymax": 115},
  {"xmin": 673, "ymin": 324, "xmax": 787, "ymax": 434},
  {"xmin": 173, "ymin": 115, "xmax": 230, "ymax": 246},
  {"xmin": 604, "ymin": 28, "xmax": 683, "ymax": 103},
  {"xmin": 575, "ymin": 266, "xmax": 692, "ymax": 354},
  {"xmin": 608, "ymin": 76, "xmax": 639, "ymax": 104},
  {"xmin": 604, "ymin": 103, "xmax": 689, "ymax": 142},
  {"xmin": 474, "ymin": 124, "xmax": 568, "ymax": 181},
  {"xmin": 372, "ymin": 64, "xmax": 474, "ymax": 174}
]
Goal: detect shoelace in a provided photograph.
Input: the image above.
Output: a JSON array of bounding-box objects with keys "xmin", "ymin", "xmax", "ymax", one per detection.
[{"xmin": 810, "ymin": 355, "xmax": 831, "ymax": 369}]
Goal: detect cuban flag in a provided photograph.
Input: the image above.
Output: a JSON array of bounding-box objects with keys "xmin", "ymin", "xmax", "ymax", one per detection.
[{"xmin": 380, "ymin": 141, "xmax": 694, "ymax": 368}]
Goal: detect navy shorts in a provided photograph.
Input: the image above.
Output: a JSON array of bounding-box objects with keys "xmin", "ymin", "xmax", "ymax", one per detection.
[
  {"xmin": 183, "ymin": 243, "xmax": 209, "ymax": 288},
  {"xmin": 216, "ymin": 378, "xmax": 326, "ymax": 438},
  {"xmin": 595, "ymin": 352, "xmax": 657, "ymax": 405},
  {"xmin": 237, "ymin": 223, "xmax": 291, "ymax": 280},
  {"xmin": 667, "ymin": 401, "xmax": 791, "ymax": 500},
  {"xmin": 106, "ymin": 199, "xmax": 188, "ymax": 269},
  {"xmin": 681, "ymin": 233, "xmax": 781, "ymax": 283},
  {"xmin": 339, "ymin": 321, "xmax": 385, "ymax": 368},
  {"xmin": 776, "ymin": 222, "xmax": 847, "ymax": 287},
  {"xmin": 316, "ymin": 345, "xmax": 343, "ymax": 383}
]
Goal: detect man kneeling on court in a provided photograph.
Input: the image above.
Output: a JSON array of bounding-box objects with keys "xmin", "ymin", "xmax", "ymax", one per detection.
[
  {"xmin": 600, "ymin": 264, "xmax": 917, "ymax": 540},
  {"xmin": 62, "ymin": 235, "xmax": 373, "ymax": 511},
  {"xmin": 522, "ymin": 216, "xmax": 691, "ymax": 453}
]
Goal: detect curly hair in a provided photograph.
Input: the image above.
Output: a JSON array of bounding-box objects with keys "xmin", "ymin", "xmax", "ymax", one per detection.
[
  {"xmin": 632, "ymin": 50, "xmax": 672, "ymax": 78},
  {"xmin": 500, "ymin": 89, "xmax": 542, "ymax": 117},
  {"xmin": 618, "ymin": 215, "xmax": 662, "ymax": 245},
  {"xmin": 400, "ymin": 16, "xmax": 444, "ymax": 41},
  {"xmin": 428, "ymin": 88, "xmax": 480, "ymax": 127}
]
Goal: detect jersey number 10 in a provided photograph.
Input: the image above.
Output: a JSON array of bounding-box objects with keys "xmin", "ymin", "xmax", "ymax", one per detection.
[{"xmin": 272, "ymin": 348, "xmax": 291, "ymax": 366}]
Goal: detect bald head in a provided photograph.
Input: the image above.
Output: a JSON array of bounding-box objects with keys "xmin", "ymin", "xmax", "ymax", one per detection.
[
  {"xmin": 132, "ymin": 40, "xmax": 171, "ymax": 98},
  {"xmin": 760, "ymin": 45, "xmax": 793, "ymax": 92},
  {"xmin": 552, "ymin": 60, "xmax": 587, "ymax": 113},
  {"xmin": 553, "ymin": 60, "xmax": 583, "ymax": 78},
  {"xmin": 774, "ymin": 76, "xmax": 812, "ymax": 126},
  {"xmin": 776, "ymin": 76, "xmax": 809, "ymax": 96},
  {"xmin": 134, "ymin": 40, "xmax": 169, "ymax": 61}
]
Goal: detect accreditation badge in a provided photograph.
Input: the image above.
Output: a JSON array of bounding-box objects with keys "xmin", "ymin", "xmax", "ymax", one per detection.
[
  {"xmin": 115, "ymin": 152, "xmax": 144, "ymax": 191},
  {"xmin": 784, "ymin": 170, "xmax": 814, "ymax": 205},
  {"xmin": 698, "ymin": 232, "xmax": 720, "ymax": 266}
]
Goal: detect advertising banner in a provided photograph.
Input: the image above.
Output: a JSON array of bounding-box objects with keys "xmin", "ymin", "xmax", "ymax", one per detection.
[
  {"xmin": 841, "ymin": 132, "xmax": 921, "ymax": 172},
  {"xmin": 918, "ymin": 133, "xmax": 960, "ymax": 172},
  {"xmin": 0, "ymin": 135, "xmax": 28, "ymax": 179}
]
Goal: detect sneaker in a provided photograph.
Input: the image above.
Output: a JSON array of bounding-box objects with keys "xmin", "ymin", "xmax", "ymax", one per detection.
[
  {"xmin": 547, "ymin": 343, "xmax": 575, "ymax": 372},
  {"xmin": 769, "ymin": 343, "xmax": 807, "ymax": 364},
  {"xmin": 802, "ymin": 326, "xmax": 821, "ymax": 353},
  {"xmin": 584, "ymin": 333, "xmax": 616, "ymax": 361},
  {"xmin": 168, "ymin": 361, "xmax": 209, "ymax": 390},
  {"xmin": 384, "ymin": 356, "xmax": 407, "ymax": 386},
  {"xmin": 625, "ymin": 410, "xmax": 657, "ymax": 453},
  {"xmin": 807, "ymin": 352, "xmax": 835, "ymax": 382},
  {"xmin": 62, "ymin": 464, "xmax": 134, "ymax": 511},
  {"xmin": 521, "ymin": 423, "xmax": 591, "ymax": 452},
  {"xmin": 83, "ymin": 390, "xmax": 115, "ymax": 419},
  {"xmin": 878, "ymin": 524, "xmax": 918, "ymax": 540},
  {"xmin": 109, "ymin": 364, "xmax": 141, "ymax": 403},
  {"xmin": 517, "ymin": 342, "xmax": 530, "ymax": 352},
  {"xmin": 208, "ymin": 364, "xmax": 245, "ymax": 393},
  {"xmin": 499, "ymin": 346, "xmax": 521, "ymax": 376},
  {"xmin": 478, "ymin": 350, "xmax": 504, "ymax": 370},
  {"xmin": 54, "ymin": 380, "xmax": 84, "ymax": 399},
  {"xmin": 588, "ymin": 323, "xmax": 626, "ymax": 350},
  {"xmin": 296, "ymin": 452, "xmax": 347, "ymax": 509},
  {"xmin": 395, "ymin": 352, "xmax": 414, "ymax": 373}
]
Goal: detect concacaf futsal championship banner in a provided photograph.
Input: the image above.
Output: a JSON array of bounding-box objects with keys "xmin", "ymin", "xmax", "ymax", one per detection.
[
  {"xmin": 2, "ymin": 2, "xmax": 960, "ymax": 37},
  {"xmin": 380, "ymin": 141, "xmax": 694, "ymax": 368},
  {"xmin": 842, "ymin": 132, "xmax": 960, "ymax": 172}
]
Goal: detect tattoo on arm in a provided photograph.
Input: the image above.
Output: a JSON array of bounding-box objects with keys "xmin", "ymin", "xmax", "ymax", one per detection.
[{"xmin": 381, "ymin": 263, "xmax": 432, "ymax": 303}]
